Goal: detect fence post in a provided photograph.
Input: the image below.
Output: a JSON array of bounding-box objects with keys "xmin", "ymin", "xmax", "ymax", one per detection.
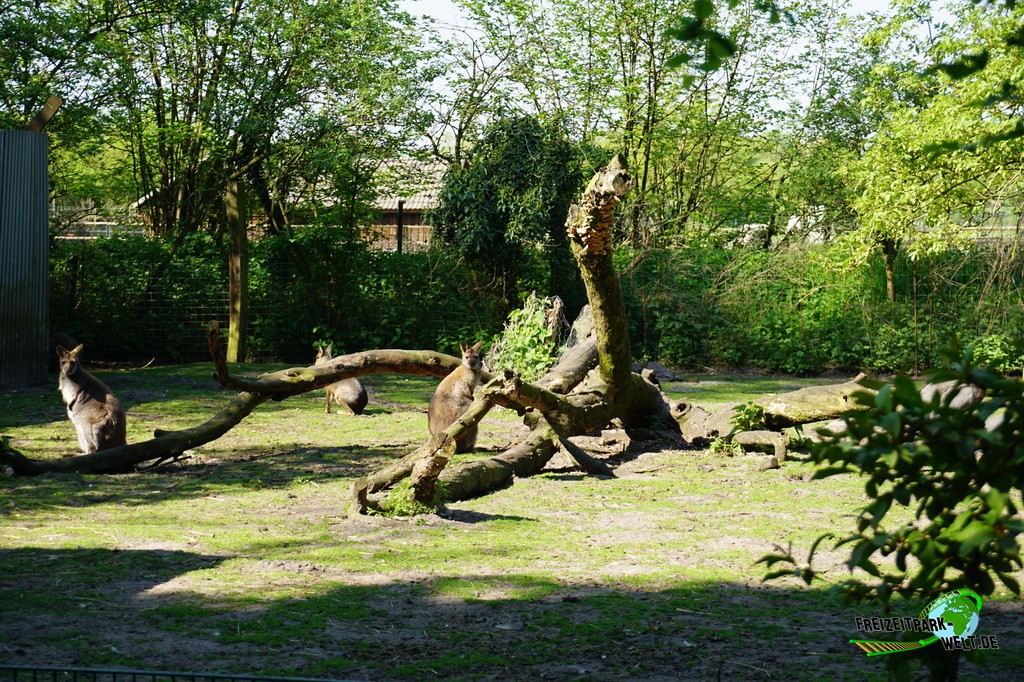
[
  {"xmin": 396, "ymin": 200, "xmax": 404, "ymax": 255},
  {"xmin": 225, "ymin": 179, "xmax": 248, "ymax": 363}
]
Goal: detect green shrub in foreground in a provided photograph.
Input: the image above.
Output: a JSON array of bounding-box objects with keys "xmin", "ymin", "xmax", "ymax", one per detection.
[{"xmin": 760, "ymin": 345, "xmax": 1023, "ymax": 679}]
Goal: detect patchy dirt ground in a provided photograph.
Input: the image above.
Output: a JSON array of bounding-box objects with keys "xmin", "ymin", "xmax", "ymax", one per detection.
[{"xmin": 2, "ymin": 371, "xmax": 1022, "ymax": 681}]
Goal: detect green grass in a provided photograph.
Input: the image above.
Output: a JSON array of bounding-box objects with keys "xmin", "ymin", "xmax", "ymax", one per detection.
[{"xmin": 0, "ymin": 362, "xmax": 1020, "ymax": 681}]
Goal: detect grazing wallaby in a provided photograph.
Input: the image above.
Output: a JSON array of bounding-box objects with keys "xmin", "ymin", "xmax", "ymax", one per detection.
[
  {"xmin": 315, "ymin": 345, "xmax": 368, "ymax": 415},
  {"xmin": 428, "ymin": 341, "xmax": 483, "ymax": 453},
  {"xmin": 56, "ymin": 344, "xmax": 127, "ymax": 454}
]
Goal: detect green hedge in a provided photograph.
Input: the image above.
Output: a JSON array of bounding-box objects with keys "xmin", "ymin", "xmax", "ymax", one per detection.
[
  {"xmin": 50, "ymin": 231, "xmax": 504, "ymax": 363},
  {"xmin": 49, "ymin": 234, "xmax": 1024, "ymax": 373}
]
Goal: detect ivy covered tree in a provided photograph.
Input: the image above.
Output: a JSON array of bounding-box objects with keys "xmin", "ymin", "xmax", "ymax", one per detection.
[{"xmin": 429, "ymin": 114, "xmax": 592, "ymax": 314}]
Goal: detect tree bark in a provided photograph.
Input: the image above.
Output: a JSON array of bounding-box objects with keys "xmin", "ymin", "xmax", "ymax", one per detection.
[{"xmin": 225, "ymin": 178, "xmax": 248, "ymax": 363}]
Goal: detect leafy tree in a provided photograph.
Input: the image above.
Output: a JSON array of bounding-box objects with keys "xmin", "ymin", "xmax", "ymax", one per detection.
[
  {"xmin": 0, "ymin": 0, "xmax": 154, "ymax": 199},
  {"xmin": 851, "ymin": 1, "xmax": 1024, "ymax": 300},
  {"xmin": 94, "ymin": 0, "xmax": 430, "ymax": 240},
  {"xmin": 423, "ymin": 25, "xmax": 516, "ymax": 168},
  {"xmin": 455, "ymin": 0, "xmax": 869, "ymax": 248},
  {"xmin": 429, "ymin": 115, "xmax": 590, "ymax": 314}
]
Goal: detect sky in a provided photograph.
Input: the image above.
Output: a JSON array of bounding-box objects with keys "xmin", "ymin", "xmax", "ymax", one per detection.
[{"xmin": 398, "ymin": 0, "xmax": 909, "ymax": 26}]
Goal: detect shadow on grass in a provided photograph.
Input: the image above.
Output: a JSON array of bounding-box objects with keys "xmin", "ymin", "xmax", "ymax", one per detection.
[
  {"xmin": 0, "ymin": 385, "xmax": 67, "ymax": 429},
  {"xmin": 0, "ymin": 443, "xmax": 407, "ymax": 514},
  {"xmin": 436, "ymin": 509, "xmax": 535, "ymax": 524},
  {"xmin": 0, "ymin": 547, "xmax": 1019, "ymax": 681}
]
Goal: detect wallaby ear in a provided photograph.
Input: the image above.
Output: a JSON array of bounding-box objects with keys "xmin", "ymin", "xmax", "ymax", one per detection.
[
  {"xmin": 326, "ymin": 344, "xmax": 333, "ymax": 355},
  {"xmin": 471, "ymin": 341, "xmax": 483, "ymax": 352},
  {"xmin": 460, "ymin": 341, "xmax": 469, "ymax": 353},
  {"xmin": 71, "ymin": 344, "xmax": 84, "ymax": 356},
  {"xmin": 56, "ymin": 345, "xmax": 68, "ymax": 357}
]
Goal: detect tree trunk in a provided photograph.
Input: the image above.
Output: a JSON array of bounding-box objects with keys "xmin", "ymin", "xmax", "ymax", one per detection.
[
  {"xmin": 676, "ymin": 374, "xmax": 873, "ymax": 443},
  {"xmin": 351, "ymin": 155, "xmax": 681, "ymax": 510},
  {"xmin": 0, "ymin": 323, "xmax": 467, "ymax": 476},
  {"xmin": 225, "ymin": 178, "xmax": 248, "ymax": 363},
  {"xmin": 881, "ymin": 237, "xmax": 899, "ymax": 302}
]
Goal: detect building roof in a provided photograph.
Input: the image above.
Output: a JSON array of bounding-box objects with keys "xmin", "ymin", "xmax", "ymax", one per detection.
[{"xmin": 374, "ymin": 159, "xmax": 447, "ymax": 212}]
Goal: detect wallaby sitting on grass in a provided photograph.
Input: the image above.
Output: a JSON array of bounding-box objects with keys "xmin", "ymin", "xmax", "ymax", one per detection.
[
  {"xmin": 428, "ymin": 341, "xmax": 483, "ymax": 453},
  {"xmin": 315, "ymin": 345, "xmax": 368, "ymax": 415},
  {"xmin": 56, "ymin": 344, "xmax": 127, "ymax": 454}
]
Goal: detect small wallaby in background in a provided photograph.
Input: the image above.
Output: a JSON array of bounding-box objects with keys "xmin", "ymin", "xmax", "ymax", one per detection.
[
  {"xmin": 428, "ymin": 341, "xmax": 483, "ymax": 453},
  {"xmin": 56, "ymin": 344, "xmax": 127, "ymax": 454},
  {"xmin": 315, "ymin": 345, "xmax": 368, "ymax": 415}
]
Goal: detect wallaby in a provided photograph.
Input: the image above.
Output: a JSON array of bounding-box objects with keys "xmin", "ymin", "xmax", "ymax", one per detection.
[
  {"xmin": 428, "ymin": 341, "xmax": 483, "ymax": 453},
  {"xmin": 315, "ymin": 345, "xmax": 368, "ymax": 415},
  {"xmin": 49, "ymin": 331, "xmax": 78, "ymax": 374},
  {"xmin": 56, "ymin": 344, "xmax": 127, "ymax": 454}
]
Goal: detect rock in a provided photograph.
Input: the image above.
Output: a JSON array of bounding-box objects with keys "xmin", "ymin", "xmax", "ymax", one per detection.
[
  {"xmin": 985, "ymin": 411, "xmax": 1005, "ymax": 432},
  {"xmin": 757, "ymin": 456, "xmax": 780, "ymax": 471},
  {"xmin": 920, "ymin": 380, "xmax": 984, "ymax": 411},
  {"xmin": 804, "ymin": 418, "xmax": 848, "ymax": 443},
  {"xmin": 733, "ymin": 430, "xmax": 789, "ymax": 461}
]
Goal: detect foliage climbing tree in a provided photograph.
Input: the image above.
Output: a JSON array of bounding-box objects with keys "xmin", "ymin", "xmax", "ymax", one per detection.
[{"xmin": 429, "ymin": 114, "xmax": 591, "ymax": 314}]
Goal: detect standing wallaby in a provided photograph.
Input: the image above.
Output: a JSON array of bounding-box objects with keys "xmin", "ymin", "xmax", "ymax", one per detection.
[
  {"xmin": 56, "ymin": 344, "xmax": 127, "ymax": 454},
  {"xmin": 428, "ymin": 341, "xmax": 483, "ymax": 453},
  {"xmin": 315, "ymin": 345, "xmax": 368, "ymax": 415}
]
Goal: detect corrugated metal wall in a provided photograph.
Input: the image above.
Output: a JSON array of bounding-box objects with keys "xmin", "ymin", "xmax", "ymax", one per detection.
[{"xmin": 0, "ymin": 131, "xmax": 49, "ymax": 389}]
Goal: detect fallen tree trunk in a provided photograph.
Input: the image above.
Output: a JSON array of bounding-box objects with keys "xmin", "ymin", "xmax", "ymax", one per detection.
[
  {"xmin": 0, "ymin": 323, "xmax": 475, "ymax": 476},
  {"xmin": 351, "ymin": 154, "xmax": 683, "ymax": 510},
  {"xmin": 1, "ymin": 390, "xmax": 270, "ymax": 475},
  {"xmin": 677, "ymin": 373, "xmax": 873, "ymax": 444},
  {"xmin": 756, "ymin": 373, "xmax": 869, "ymax": 429}
]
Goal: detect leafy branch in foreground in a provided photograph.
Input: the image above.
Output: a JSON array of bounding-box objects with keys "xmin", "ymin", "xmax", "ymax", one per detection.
[
  {"xmin": 759, "ymin": 346, "xmax": 1023, "ymax": 606},
  {"xmin": 665, "ymin": 0, "xmax": 793, "ymax": 78}
]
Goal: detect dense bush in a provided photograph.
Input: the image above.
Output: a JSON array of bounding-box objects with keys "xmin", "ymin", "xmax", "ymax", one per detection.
[{"xmin": 623, "ymin": 241, "xmax": 1024, "ymax": 374}]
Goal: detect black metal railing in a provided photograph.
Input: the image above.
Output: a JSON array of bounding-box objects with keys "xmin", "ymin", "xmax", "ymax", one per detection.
[{"xmin": 0, "ymin": 665, "xmax": 357, "ymax": 682}]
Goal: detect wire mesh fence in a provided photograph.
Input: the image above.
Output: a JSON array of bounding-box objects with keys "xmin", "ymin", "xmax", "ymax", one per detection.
[
  {"xmin": 47, "ymin": 236, "xmax": 502, "ymax": 365},
  {"xmin": 0, "ymin": 665, "xmax": 356, "ymax": 682}
]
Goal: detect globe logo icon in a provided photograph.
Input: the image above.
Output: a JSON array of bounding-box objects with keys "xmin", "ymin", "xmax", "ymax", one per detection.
[
  {"xmin": 923, "ymin": 590, "xmax": 982, "ymax": 642},
  {"xmin": 852, "ymin": 588, "xmax": 990, "ymax": 657}
]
